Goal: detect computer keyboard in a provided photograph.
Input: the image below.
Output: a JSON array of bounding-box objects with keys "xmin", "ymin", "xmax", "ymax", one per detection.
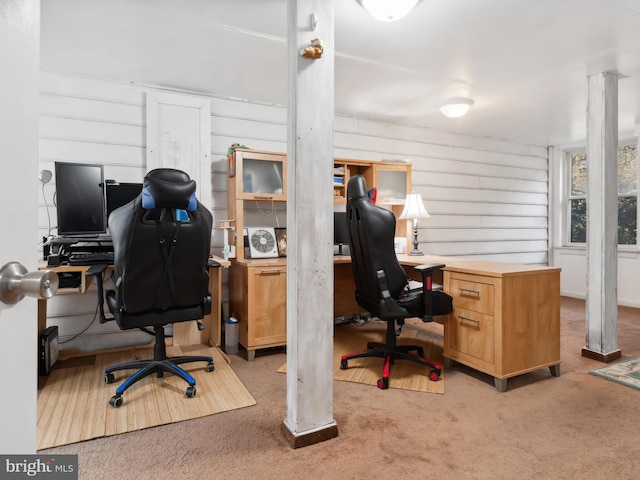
[{"xmin": 68, "ymin": 251, "xmax": 114, "ymax": 265}]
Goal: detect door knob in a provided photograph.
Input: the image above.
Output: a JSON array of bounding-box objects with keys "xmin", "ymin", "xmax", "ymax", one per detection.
[{"xmin": 0, "ymin": 262, "xmax": 59, "ymax": 305}]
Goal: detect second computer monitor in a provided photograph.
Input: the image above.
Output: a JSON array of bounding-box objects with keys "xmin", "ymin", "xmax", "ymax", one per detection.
[
  {"xmin": 334, "ymin": 211, "xmax": 350, "ymax": 256},
  {"xmin": 106, "ymin": 183, "xmax": 143, "ymax": 225}
]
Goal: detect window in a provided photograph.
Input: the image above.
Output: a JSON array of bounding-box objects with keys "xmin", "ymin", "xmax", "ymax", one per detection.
[{"xmin": 567, "ymin": 143, "xmax": 638, "ymax": 245}]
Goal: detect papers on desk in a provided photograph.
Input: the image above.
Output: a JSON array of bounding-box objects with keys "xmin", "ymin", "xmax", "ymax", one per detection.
[
  {"xmin": 407, "ymin": 280, "xmax": 443, "ymax": 292},
  {"xmin": 394, "ymin": 237, "xmax": 407, "ymax": 254}
]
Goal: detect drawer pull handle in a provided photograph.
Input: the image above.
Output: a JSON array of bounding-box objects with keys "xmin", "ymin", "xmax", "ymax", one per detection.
[
  {"xmin": 254, "ymin": 195, "xmax": 275, "ymax": 200},
  {"xmin": 458, "ymin": 315, "xmax": 480, "ymax": 325},
  {"xmin": 459, "ymin": 288, "xmax": 480, "ymax": 296},
  {"xmin": 260, "ymin": 268, "xmax": 282, "ymax": 275}
]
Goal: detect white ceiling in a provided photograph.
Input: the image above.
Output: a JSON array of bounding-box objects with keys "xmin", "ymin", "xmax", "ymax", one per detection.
[{"xmin": 41, "ymin": 0, "xmax": 640, "ymax": 147}]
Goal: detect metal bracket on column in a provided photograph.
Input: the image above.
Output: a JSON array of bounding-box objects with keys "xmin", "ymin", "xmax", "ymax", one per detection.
[{"xmin": 301, "ymin": 38, "xmax": 324, "ymax": 59}]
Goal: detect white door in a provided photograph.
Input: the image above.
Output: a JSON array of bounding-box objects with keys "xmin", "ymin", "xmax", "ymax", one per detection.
[
  {"xmin": 0, "ymin": 0, "xmax": 40, "ymax": 453},
  {"xmin": 146, "ymin": 91, "xmax": 212, "ymax": 210}
]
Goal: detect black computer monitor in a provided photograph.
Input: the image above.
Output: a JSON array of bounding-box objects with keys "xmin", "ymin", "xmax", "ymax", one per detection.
[
  {"xmin": 334, "ymin": 211, "xmax": 350, "ymax": 256},
  {"xmin": 106, "ymin": 182, "xmax": 142, "ymax": 225},
  {"xmin": 54, "ymin": 162, "xmax": 106, "ymax": 237}
]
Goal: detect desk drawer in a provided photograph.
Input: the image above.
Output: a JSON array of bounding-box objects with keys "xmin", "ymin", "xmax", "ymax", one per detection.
[
  {"xmin": 449, "ymin": 276, "xmax": 495, "ymax": 315},
  {"xmin": 448, "ymin": 307, "xmax": 495, "ymax": 364}
]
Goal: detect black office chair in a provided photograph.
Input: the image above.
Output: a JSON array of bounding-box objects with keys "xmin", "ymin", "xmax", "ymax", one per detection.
[
  {"xmin": 340, "ymin": 175, "xmax": 453, "ymax": 389},
  {"xmin": 89, "ymin": 168, "xmax": 215, "ymax": 407}
]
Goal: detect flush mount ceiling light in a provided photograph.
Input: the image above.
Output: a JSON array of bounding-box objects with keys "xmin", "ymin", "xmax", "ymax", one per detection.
[
  {"xmin": 360, "ymin": 0, "xmax": 420, "ymax": 22},
  {"xmin": 440, "ymin": 98, "xmax": 474, "ymax": 118}
]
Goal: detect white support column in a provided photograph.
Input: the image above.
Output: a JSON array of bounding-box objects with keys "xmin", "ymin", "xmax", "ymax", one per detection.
[
  {"xmin": 582, "ymin": 72, "xmax": 621, "ymax": 363},
  {"xmin": 281, "ymin": 0, "xmax": 338, "ymax": 448}
]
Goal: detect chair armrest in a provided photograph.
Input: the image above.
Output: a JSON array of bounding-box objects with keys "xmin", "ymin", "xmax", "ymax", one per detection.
[
  {"xmin": 413, "ymin": 263, "xmax": 445, "ymax": 292},
  {"xmin": 413, "ymin": 263, "xmax": 446, "ymax": 274},
  {"xmin": 86, "ymin": 263, "xmax": 108, "ymax": 277},
  {"xmin": 413, "ymin": 263, "xmax": 450, "ymax": 322},
  {"xmin": 86, "ymin": 263, "xmax": 111, "ymax": 324}
]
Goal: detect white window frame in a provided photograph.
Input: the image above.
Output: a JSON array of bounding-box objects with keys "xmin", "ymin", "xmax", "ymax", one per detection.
[{"xmin": 563, "ymin": 139, "xmax": 639, "ymax": 251}]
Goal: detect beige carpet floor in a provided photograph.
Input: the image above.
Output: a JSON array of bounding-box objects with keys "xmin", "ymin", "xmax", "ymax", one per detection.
[
  {"xmin": 39, "ymin": 298, "xmax": 640, "ymax": 480},
  {"xmin": 37, "ymin": 345, "xmax": 256, "ymax": 449},
  {"xmin": 278, "ymin": 318, "xmax": 445, "ymax": 393}
]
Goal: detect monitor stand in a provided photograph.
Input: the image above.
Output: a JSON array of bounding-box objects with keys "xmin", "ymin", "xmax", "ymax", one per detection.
[
  {"xmin": 53, "ymin": 234, "xmax": 112, "ymax": 244},
  {"xmin": 49, "ymin": 237, "xmax": 79, "ymax": 246}
]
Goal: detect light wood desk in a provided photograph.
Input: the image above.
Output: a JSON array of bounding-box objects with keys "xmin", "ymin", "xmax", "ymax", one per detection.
[
  {"xmin": 38, "ymin": 255, "xmax": 230, "ymax": 357},
  {"xmin": 335, "ymin": 254, "xmax": 561, "ymax": 392}
]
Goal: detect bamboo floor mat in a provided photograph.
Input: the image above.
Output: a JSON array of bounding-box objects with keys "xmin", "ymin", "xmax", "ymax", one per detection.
[
  {"xmin": 278, "ymin": 319, "xmax": 445, "ymax": 394},
  {"xmin": 37, "ymin": 345, "xmax": 256, "ymax": 450}
]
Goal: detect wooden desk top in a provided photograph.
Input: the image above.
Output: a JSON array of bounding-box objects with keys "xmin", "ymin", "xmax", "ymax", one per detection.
[
  {"xmin": 39, "ymin": 254, "xmax": 230, "ymax": 271},
  {"xmin": 211, "ymin": 255, "xmax": 231, "ymax": 268},
  {"xmin": 395, "ymin": 254, "xmax": 560, "ymax": 277},
  {"xmin": 336, "ymin": 253, "xmax": 559, "ymax": 278}
]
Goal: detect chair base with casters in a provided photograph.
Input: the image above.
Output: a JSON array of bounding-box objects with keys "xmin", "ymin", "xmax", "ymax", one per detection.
[
  {"xmin": 87, "ymin": 263, "xmax": 215, "ymax": 408},
  {"xmin": 104, "ymin": 325, "xmax": 215, "ymax": 407},
  {"xmin": 340, "ymin": 318, "xmax": 441, "ymax": 390}
]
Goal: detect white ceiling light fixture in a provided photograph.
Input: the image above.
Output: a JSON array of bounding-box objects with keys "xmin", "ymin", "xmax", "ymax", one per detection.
[
  {"xmin": 440, "ymin": 98, "xmax": 474, "ymax": 118},
  {"xmin": 360, "ymin": 0, "xmax": 420, "ymax": 22}
]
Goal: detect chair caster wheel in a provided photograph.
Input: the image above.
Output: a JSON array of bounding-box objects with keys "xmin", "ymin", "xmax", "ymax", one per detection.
[
  {"xmin": 206, "ymin": 363, "xmax": 215, "ymax": 372},
  {"xmin": 186, "ymin": 386, "xmax": 197, "ymax": 398},
  {"xmin": 377, "ymin": 377, "xmax": 389, "ymax": 389},
  {"xmin": 340, "ymin": 359, "xmax": 348, "ymax": 370},
  {"xmin": 429, "ymin": 369, "xmax": 441, "ymax": 381},
  {"xmin": 105, "ymin": 372, "xmax": 115, "ymax": 384},
  {"xmin": 109, "ymin": 395, "xmax": 123, "ymax": 408}
]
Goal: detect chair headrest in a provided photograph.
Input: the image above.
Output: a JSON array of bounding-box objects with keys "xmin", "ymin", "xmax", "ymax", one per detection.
[
  {"xmin": 347, "ymin": 175, "xmax": 370, "ymax": 203},
  {"xmin": 141, "ymin": 169, "xmax": 197, "ymax": 211}
]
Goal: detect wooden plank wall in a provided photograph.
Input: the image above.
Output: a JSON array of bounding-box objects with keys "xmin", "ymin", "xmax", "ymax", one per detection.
[{"xmin": 38, "ymin": 71, "xmax": 549, "ymax": 351}]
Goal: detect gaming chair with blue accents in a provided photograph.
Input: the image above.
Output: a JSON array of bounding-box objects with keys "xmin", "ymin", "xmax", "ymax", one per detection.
[{"xmin": 90, "ymin": 168, "xmax": 214, "ymax": 407}]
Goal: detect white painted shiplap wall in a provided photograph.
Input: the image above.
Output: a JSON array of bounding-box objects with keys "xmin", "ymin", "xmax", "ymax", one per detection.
[
  {"xmin": 333, "ymin": 119, "xmax": 549, "ymax": 264},
  {"xmin": 38, "ymin": 71, "xmax": 549, "ymax": 351}
]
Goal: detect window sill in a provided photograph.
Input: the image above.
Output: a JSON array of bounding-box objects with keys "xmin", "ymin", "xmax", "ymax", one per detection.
[{"xmin": 555, "ymin": 245, "xmax": 640, "ymax": 258}]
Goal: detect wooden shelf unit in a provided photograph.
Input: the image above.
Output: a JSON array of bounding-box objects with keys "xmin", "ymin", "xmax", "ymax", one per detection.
[
  {"xmin": 227, "ymin": 149, "xmax": 413, "ymax": 359},
  {"xmin": 228, "ymin": 149, "xmax": 286, "ymax": 262}
]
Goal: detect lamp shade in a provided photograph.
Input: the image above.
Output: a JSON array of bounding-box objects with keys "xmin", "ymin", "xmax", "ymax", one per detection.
[
  {"xmin": 361, "ymin": 0, "xmax": 419, "ymax": 22},
  {"xmin": 440, "ymin": 98, "xmax": 474, "ymax": 118},
  {"xmin": 399, "ymin": 193, "xmax": 430, "ymax": 220}
]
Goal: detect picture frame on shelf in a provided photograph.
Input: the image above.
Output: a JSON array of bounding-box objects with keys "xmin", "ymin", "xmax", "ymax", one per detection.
[{"xmin": 275, "ymin": 228, "xmax": 287, "ymax": 257}]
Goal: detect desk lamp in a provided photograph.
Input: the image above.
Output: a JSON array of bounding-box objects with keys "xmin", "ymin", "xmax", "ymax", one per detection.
[
  {"xmin": 399, "ymin": 192, "xmax": 430, "ymax": 256},
  {"xmin": 39, "ymin": 169, "xmax": 53, "ymax": 242}
]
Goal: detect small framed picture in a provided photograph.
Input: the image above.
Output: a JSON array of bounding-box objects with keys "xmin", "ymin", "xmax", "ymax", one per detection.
[{"xmin": 275, "ymin": 228, "xmax": 287, "ymax": 257}]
